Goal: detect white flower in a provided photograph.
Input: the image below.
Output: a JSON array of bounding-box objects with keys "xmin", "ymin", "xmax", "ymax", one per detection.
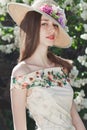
[
  {"xmin": 0, "ymin": 0, "xmax": 15, "ymax": 5},
  {"xmin": 79, "ymin": 90, "xmax": 85, "ymax": 97},
  {"xmin": 80, "ymin": 33, "xmax": 87, "ymax": 40},
  {"xmin": 74, "ymin": 90, "xmax": 85, "ymax": 111},
  {"xmin": 0, "ymin": 6, "xmax": 6, "ymax": 15},
  {"xmin": 0, "ymin": 0, "xmax": 8, "ymax": 5},
  {"xmin": 62, "ymin": 0, "xmax": 73, "ymax": 8},
  {"xmin": 77, "ymin": 55, "xmax": 87, "ymax": 66},
  {"xmin": 74, "ymin": 96, "xmax": 83, "ymax": 104},
  {"xmin": 0, "ymin": 45, "xmax": 6, "ymax": 53},
  {"xmin": 83, "ymin": 24, "xmax": 87, "ymax": 32},
  {"xmin": 83, "ymin": 114, "xmax": 87, "ymax": 120},
  {"xmin": 85, "ymin": 48, "xmax": 87, "ymax": 54},
  {"xmin": 22, "ymin": 0, "xmax": 29, "ymax": 4},
  {"xmin": 79, "ymin": 1, "xmax": 87, "ymax": 10},
  {"xmin": 79, "ymin": 1, "xmax": 87, "ymax": 21},
  {"xmin": 81, "ymin": 10, "xmax": 87, "ymax": 21},
  {"xmin": 0, "ymin": 28, "xmax": 2, "ymax": 36},
  {"xmin": 52, "ymin": 5, "xmax": 59, "ymax": 13},
  {"xmin": 82, "ymin": 98, "xmax": 87, "ymax": 108},
  {"xmin": 5, "ymin": 44, "xmax": 13, "ymax": 54},
  {"xmin": 70, "ymin": 78, "xmax": 87, "ymax": 88},
  {"xmin": 72, "ymin": 79, "xmax": 82, "ymax": 88},
  {"xmin": 14, "ymin": 26, "xmax": 20, "ymax": 48},
  {"xmin": 69, "ymin": 66, "xmax": 79, "ymax": 79},
  {"xmin": 0, "ymin": 44, "xmax": 16, "ymax": 54},
  {"xmin": 2, "ymin": 34, "xmax": 13, "ymax": 42}
]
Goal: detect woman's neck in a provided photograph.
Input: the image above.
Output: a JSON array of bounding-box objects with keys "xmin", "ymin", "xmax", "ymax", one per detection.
[{"xmin": 25, "ymin": 44, "xmax": 54, "ymax": 67}]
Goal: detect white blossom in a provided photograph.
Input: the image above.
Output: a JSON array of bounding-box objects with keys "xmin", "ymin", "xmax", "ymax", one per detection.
[
  {"xmin": 0, "ymin": 6, "xmax": 7, "ymax": 15},
  {"xmin": 79, "ymin": 1, "xmax": 87, "ymax": 10},
  {"xmin": 70, "ymin": 79, "xmax": 82, "ymax": 88},
  {"xmin": 83, "ymin": 24, "xmax": 87, "ymax": 32},
  {"xmin": 80, "ymin": 33, "xmax": 87, "ymax": 40},
  {"xmin": 22, "ymin": 0, "xmax": 29, "ymax": 4},
  {"xmin": 0, "ymin": 45, "xmax": 6, "ymax": 53},
  {"xmin": 77, "ymin": 55, "xmax": 87, "ymax": 67},
  {"xmin": 5, "ymin": 44, "xmax": 14, "ymax": 54},
  {"xmin": 14, "ymin": 26, "xmax": 20, "ymax": 48},
  {"xmin": 0, "ymin": 26, "xmax": 19, "ymax": 54},
  {"xmin": 82, "ymin": 98, "xmax": 87, "ymax": 108},
  {"xmin": 0, "ymin": 44, "xmax": 17, "ymax": 54},
  {"xmin": 74, "ymin": 90, "xmax": 85, "ymax": 111},
  {"xmin": 0, "ymin": 0, "xmax": 15, "ymax": 5},
  {"xmin": 69, "ymin": 66, "xmax": 79, "ymax": 79},
  {"xmin": 62, "ymin": 0, "xmax": 73, "ymax": 8},
  {"xmin": 0, "ymin": 0, "xmax": 8, "ymax": 5},
  {"xmin": 85, "ymin": 48, "xmax": 87, "ymax": 54},
  {"xmin": 70, "ymin": 77, "xmax": 87, "ymax": 88},
  {"xmin": 81, "ymin": 10, "xmax": 87, "ymax": 21},
  {"xmin": 79, "ymin": 1, "xmax": 87, "ymax": 21},
  {"xmin": 2, "ymin": 33, "xmax": 13, "ymax": 42},
  {"xmin": 0, "ymin": 28, "xmax": 2, "ymax": 36},
  {"xmin": 83, "ymin": 114, "xmax": 87, "ymax": 120}
]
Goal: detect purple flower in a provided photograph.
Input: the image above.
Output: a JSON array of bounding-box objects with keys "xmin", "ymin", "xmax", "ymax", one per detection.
[
  {"xmin": 40, "ymin": 5, "xmax": 52, "ymax": 15},
  {"xmin": 58, "ymin": 17, "xmax": 65, "ymax": 28},
  {"xmin": 40, "ymin": 4, "xmax": 66, "ymax": 28}
]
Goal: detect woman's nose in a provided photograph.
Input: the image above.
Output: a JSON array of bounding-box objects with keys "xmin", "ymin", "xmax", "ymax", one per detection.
[{"xmin": 48, "ymin": 24, "xmax": 55, "ymax": 33}]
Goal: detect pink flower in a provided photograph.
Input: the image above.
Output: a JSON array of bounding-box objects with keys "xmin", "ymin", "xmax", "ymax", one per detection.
[
  {"xmin": 40, "ymin": 5, "xmax": 53, "ymax": 15},
  {"xmin": 22, "ymin": 82, "xmax": 29, "ymax": 89},
  {"xmin": 40, "ymin": 4, "xmax": 66, "ymax": 28}
]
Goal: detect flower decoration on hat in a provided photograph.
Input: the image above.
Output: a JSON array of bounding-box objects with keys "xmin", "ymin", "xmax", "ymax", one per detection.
[{"xmin": 40, "ymin": 4, "xmax": 66, "ymax": 28}]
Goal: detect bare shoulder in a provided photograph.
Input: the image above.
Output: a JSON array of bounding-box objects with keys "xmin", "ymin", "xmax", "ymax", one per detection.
[{"xmin": 11, "ymin": 61, "xmax": 30, "ymax": 77}]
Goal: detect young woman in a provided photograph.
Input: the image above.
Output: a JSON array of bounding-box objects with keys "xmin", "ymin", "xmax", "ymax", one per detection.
[{"xmin": 8, "ymin": 0, "xmax": 86, "ymax": 130}]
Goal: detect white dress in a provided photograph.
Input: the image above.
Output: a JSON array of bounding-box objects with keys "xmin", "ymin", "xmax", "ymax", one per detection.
[{"xmin": 11, "ymin": 67, "xmax": 76, "ymax": 130}]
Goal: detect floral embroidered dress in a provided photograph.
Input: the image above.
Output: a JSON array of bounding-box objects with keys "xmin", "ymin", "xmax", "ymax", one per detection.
[{"xmin": 11, "ymin": 67, "xmax": 75, "ymax": 130}]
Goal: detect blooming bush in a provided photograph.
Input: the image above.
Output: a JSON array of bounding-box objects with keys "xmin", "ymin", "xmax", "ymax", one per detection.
[
  {"xmin": 0, "ymin": 0, "xmax": 87, "ymax": 121},
  {"xmin": 0, "ymin": 0, "xmax": 19, "ymax": 54}
]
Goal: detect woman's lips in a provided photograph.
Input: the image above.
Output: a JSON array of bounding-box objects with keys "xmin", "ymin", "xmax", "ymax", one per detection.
[{"xmin": 46, "ymin": 35, "xmax": 55, "ymax": 40}]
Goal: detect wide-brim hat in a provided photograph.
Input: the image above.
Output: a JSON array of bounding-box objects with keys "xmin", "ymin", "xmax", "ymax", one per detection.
[{"xmin": 7, "ymin": 0, "xmax": 72, "ymax": 48}]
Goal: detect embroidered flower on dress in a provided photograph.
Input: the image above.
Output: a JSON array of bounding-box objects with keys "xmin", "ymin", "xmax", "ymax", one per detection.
[
  {"xmin": 22, "ymin": 82, "xmax": 29, "ymax": 89},
  {"xmin": 12, "ymin": 68, "xmax": 69, "ymax": 89}
]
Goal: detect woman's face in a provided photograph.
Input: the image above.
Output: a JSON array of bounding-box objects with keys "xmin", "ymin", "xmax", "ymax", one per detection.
[{"xmin": 39, "ymin": 15, "xmax": 59, "ymax": 47}]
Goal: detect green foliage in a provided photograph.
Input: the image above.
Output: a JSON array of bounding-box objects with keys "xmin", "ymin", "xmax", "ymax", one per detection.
[{"xmin": 0, "ymin": 15, "xmax": 5, "ymax": 21}]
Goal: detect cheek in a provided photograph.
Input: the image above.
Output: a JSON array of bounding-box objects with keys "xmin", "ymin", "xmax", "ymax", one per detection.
[
  {"xmin": 40, "ymin": 29, "xmax": 46, "ymax": 39},
  {"xmin": 56, "ymin": 28, "xmax": 59, "ymax": 35},
  {"xmin": 55, "ymin": 30, "xmax": 59, "ymax": 39}
]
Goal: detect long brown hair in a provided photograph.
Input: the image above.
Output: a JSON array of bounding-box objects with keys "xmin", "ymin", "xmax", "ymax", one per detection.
[
  {"xmin": 18, "ymin": 11, "xmax": 73, "ymax": 73},
  {"xmin": 19, "ymin": 11, "xmax": 41, "ymax": 61}
]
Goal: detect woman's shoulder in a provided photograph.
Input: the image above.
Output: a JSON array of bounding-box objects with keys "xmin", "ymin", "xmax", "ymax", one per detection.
[{"xmin": 11, "ymin": 61, "xmax": 30, "ymax": 77}]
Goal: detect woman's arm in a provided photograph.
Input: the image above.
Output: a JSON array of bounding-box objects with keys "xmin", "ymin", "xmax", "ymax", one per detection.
[
  {"xmin": 10, "ymin": 88, "xmax": 27, "ymax": 130},
  {"xmin": 10, "ymin": 64, "xmax": 28, "ymax": 130},
  {"xmin": 71, "ymin": 101, "xmax": 86, "ymax": 130}
]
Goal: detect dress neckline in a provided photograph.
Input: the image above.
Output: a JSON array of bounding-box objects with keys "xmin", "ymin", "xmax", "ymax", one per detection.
[{"xmin": 12, "ymin": 66, "xmax": 64, "ymax": 78}]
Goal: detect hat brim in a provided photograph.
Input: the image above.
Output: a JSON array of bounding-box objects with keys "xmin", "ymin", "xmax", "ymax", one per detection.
[{"xmin": 7, "ymin": 2, "xmax": 72, "ymax": 48}]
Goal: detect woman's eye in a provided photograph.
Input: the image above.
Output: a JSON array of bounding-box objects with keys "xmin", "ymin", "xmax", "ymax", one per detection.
[
  {"xmin": 53, "ymin": 24, "xmax": 58, "ymax": 29},
  {"xmin": 41, "ymin": 23, "xmax": 48, "ymax": 26}
]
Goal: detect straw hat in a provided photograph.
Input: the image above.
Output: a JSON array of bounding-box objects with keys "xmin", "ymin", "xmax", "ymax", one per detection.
[{"xmin": 7, "ymin": 0, "xmax": 72, "ymax": 48}]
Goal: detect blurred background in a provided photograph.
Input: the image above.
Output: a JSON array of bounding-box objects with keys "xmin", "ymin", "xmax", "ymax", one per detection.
[{"xmin": 0, "ymin": 0, "xmax": 87, "ymax": 129}]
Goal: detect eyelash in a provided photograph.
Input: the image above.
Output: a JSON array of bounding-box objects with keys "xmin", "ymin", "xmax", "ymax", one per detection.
[
  {"xmin": 41, "ymin": 23, "xmax": 48, "ymax": 26},
  {"xmin": 41, "ymin": 23, "xmax": 58, "ymax": 28},
  {"xmin": 53, "ymin": 24, "xmax": 58, "ymax": 28}
]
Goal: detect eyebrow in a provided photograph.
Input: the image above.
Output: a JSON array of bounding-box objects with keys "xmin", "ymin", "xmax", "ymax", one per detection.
[{"xmin": 41, "ymin": 18, "xmax": 49, "ymax": 21}]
